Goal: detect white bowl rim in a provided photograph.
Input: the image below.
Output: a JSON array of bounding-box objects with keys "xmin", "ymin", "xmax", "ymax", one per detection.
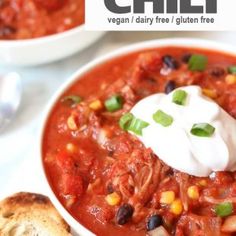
[
  {"xmin": 0, "ymin": 24, "xmax": 86, "ymax": 46},
  {"xmin": 39, "ymin": 37, "xmax": 236, "ymax": 236}
]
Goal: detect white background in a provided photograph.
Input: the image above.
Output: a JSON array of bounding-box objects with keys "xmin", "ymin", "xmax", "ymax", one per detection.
[{"xmin": 86, "ymin": 0, "xmax": 236, "ymax": 30}]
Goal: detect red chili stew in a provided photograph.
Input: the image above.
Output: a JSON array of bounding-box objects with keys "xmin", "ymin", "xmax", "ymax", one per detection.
[
  {"xmin": 43, "ymin": 47, "xmax": 236, "ymax": 236},
  {"xmin": 0, "ymin": 0, "xmax": 84, "ymax": 39}
]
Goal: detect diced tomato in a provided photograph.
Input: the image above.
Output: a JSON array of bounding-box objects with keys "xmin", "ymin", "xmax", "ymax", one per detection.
[
  {"xmin": 95, "ymin": 205, "xmax": 114, "ymax": 223},
  {"xmin": 213, "ymin": 172, "xmax": 234, "ymax": 185},
  {"xmin": 34, "ymin": 0, "xmax": 67, "ymax": 11},
  {"xmin": 56, "ymin": 151, "xmax": 75, "ymax": 174},
  {"xmin": 62, "ymin": 173, "xmax": 83, "ymax": 196},
  {"xmin": 136, "ymin": 52, "xmax": 162, "ymax": 72},
  {"xmin": 130, "ymin": 52, "xmax": 162, "ymax": 86},
  {"xmin": 88, "ymin": 197, "xmax": 114, "ymax": 224},
  {"xmin": 229, "ymin": 182, "xmax": 236, "ymax": 196}
]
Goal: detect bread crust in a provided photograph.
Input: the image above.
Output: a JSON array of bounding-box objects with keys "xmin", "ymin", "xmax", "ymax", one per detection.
[{"xmin": 0, "ymin": 192, "xmax": 72, "ymax": 236}]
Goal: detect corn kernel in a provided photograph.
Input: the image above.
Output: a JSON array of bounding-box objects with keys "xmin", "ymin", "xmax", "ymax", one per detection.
[
  {"xmin": 66, "ymin": 143, "xmax": 77, "ymax": 153},
  {"xmin": 198, "ymin": 179, "xmax": 207, "ymax": 187},
  {"xmin": 67, "ymin": 115, "xmax": 77, "ymax": 130},
  {"xmin": 187, "ymin": 186, "xmax": 199, "ymax": 200},
  {"xmin": 160, "ymin": 191, "xmax": 175, "ymax": 204},
  {"xmin": 89, "ymin": 100, "xmax": 103, "ymax": 111},
  {"xmin": 105, "ymin": 192, "xmax": 121, "ymax": 206},
  {"xmin": 170, "ymin": 199, "xmax": 183, "ymax": 215},
  {"xmin": 225, "ymin": 74, "xmax": 236, "ymax": 85},
  {"xmin": 202, "ymin": 89, "xmax": 217, "ymax": 99}
]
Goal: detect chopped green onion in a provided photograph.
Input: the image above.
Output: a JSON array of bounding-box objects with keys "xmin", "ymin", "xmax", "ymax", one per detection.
[
  {"xmin": 188, "ymin": 54, "xmax": 208, "ymax": 72},
  {"xmin": 61, "ymin": 95, "xmax": 82, "ymax": 106},
  {"xmin": 228, "ymin": 66, "xmax": 236, "ymax": 74},
  {"xmin": 215, "ymin": 202, "xmax": 233, "ymax": 217},
  {"xmin": 105, "ymin": 95, "xmax": 123, "ymax": 112},
  {"xmin": 153, "ymin": 110, "xmax": 173, "ymax": 127},
  {"xmin": 119, "ymin": 113, "xmax": 134, "ymax": 130},
  {"xmin": 128, "ymin": 117, "xmax": 149, "ymax": 136},
  {"xmin": 119, "ymin": 113, "xmax": 149, "ymax": 135},
  {"xmin": 172, "ymin": 90, "xmax": 188, "ymax": 105},
  {"xmin": 191, "ymin": 123, "xmax": 215, "ymax": 137}
]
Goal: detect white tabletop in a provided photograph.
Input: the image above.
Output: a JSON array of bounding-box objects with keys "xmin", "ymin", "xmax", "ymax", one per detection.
[{"xmin": 1, "ymin": 31, "xmax": 236, "ymax": 199}]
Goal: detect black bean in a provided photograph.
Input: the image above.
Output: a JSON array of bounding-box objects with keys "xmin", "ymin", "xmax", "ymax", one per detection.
[
  {"xmin": 165, "ymin": 80, "xmax": 176, "ymax": 94},
  {"xmin": 166, "ymin": 168, "xmax": 174, "ymax": 176},
  {"xmin": 116, "ymin": 203, "xmax": 134, "ymax": 225},
  {"xmin": 147, "ymin": 215, "xmax": 163, "ymax": 231},
  {"xmin": 209, "ymin": 67, "xmax": 225, "ymax": 77},
  {"xmin": 0, "ymin": 26, "xmax": 16, "ymax": 37},
  {"xmin": 146, "ymin": 77, "xmax": 157, "ymax": 84},
  {"xmin": 182, "ymin": 53, "xmax": 192, "ymax": 63},
  {"xmin": 162, "ymin": 55, "xmax": 179, "ymax": 70},
  {"xmin": 108, "ymin": 150, "xmax": 114, "ymax": 157},
  {"xmin": 106, "ymin": 183, "xmax": 114, "ymax": 194}
]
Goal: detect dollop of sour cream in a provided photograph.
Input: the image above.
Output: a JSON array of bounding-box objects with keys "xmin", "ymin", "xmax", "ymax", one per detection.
[{"xmin": 130, "ymin": 86, "xmax": 236, "ymax": 177}]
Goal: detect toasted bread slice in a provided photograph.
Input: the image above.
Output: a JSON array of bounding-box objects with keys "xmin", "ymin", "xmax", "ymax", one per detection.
[{"xmin": 0, "ymin": 192, "xmax": 72, "ymax": 236}]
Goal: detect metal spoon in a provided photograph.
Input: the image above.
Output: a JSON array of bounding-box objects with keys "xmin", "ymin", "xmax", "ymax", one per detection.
[{"xmin": 0, "ymin": 73, "xmax": 22, "ymax": 132}]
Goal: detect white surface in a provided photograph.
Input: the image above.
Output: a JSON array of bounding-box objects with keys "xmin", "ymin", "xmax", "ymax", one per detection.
[
  {"xmin": 0, "ymin": 26, "xmax": 104, "ymax": 66},
  {"xmin": 0, "ymin": 31, "xmax": 236, "ymax": 230},
  {"xmin": 131, "ymin": 86, "xmax": 236, "ymax": 177}
]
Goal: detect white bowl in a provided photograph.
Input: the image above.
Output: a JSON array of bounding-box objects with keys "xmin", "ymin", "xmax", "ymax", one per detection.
[
  {"xmin": 0, "ymin": 26, "xmax": 105, "ymax": 67},
  {"xmin": 39, "ymin": 38, "xmax": 236, "ymax": 236}
]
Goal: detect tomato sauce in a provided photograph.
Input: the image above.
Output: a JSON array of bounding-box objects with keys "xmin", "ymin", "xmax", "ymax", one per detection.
[
  {"xmin": 43, "ymin": 47, "xmax": 236, "ymax": 236},
  {"xmin": 0, "ymin": 0, "xmax": 84, "ymax": 39}
]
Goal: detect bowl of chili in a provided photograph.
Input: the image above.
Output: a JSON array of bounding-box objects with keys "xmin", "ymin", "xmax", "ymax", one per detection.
[
  {"xmin": 0, "ymin": 0, "xmax": 104, "ymax": 66},
  {"xmin": 40, "ymin": 38, "xmax": 236, "ymax": 236}
]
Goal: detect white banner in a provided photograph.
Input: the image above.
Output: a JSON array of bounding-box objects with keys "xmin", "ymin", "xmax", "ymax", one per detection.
[{"xmin": 85, "ymin": 0, "xmax": 236, "ymax": 31}]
